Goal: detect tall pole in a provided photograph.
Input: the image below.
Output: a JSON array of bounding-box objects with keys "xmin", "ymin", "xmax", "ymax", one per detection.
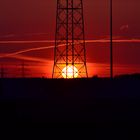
[
  {"xmin": 66, "ymin": 0, "xmax": 69, "ymax": 79},
  {"xmin": 110, "ymin": 0, "xmax": 113, "ymax": 79}
]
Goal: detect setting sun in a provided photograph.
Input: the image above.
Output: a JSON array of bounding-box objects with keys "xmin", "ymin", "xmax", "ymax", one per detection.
[{"xmin": 62, "ymin": 65, "xmax": 78, "ymax": 79}]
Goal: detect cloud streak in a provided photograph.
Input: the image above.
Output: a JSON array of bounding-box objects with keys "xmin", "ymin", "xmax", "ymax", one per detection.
[
  {"xmin": 0, "ymin": 40, "xmax": 54, "ymax": 44},
  {"xmin": 0, "ymin": 39, "xmax": 140, "ymax": 60},
  {"xmin": 0, "ymin": 39, "xmax": 140, "ymax": 44},
  {"xmin": 9, "ymin": 54, "xmax": 50, "ymax": 63},
  {"xmin": 120, "ymin": 25, "xmax": 129, "ymax": 31},
  {"xmin": 0, "ymin": 44, "xmax": 62, "ymax": 58},
  {"xmin": 85, "ymin": 39, "xmax": 140, "ymax": 43}
]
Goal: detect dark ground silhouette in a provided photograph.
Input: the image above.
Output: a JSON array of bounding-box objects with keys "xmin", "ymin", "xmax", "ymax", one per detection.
[{"xmin": 0, "ymin": 74, "xmax": 140, "ymax": 128}]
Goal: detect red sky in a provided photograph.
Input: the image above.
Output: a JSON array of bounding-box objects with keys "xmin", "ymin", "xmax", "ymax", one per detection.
[{"xmin": 0, "ymin": 0, "xmax": 140, "ymax": 78}]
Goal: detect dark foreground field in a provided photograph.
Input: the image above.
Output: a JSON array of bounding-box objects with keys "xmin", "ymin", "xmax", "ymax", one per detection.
[{"xmin": 0, "ymin": 74, "xmax": 140, "ymax": 128}]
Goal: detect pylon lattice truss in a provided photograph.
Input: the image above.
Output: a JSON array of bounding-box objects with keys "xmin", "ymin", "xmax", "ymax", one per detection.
[{"xmin": 53, "ymin": 0, "xmax": 88, "ymax": 78}]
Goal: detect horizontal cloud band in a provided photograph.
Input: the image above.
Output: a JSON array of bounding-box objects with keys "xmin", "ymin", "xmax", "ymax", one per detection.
[
  {"xmin": 0, "ymin": 39, "xmax": 140, "ymax": 44},
  {"xmin": 0, "ymin": 39, "xmax": 140, "ymax": 60}
]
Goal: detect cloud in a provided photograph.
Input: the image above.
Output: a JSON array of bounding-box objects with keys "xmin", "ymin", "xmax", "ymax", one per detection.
[
  {"xmin": 85, "ymin": 39, "xmax": 140, "ymax": 43},
  {"xmin": 0, "ymin": 33, "xmax": 48, "ymax": 39},
  {"xmin": 0, "ymin": 34, "xmax": 16, "ymax": 38},
  {"xmin": 0, "ymin": 39, "xmax": 140, "ymax": 44},
  {"xmin": 0, "ymin": 39, "xmax": 140, "ymax": 59},
  {"xmin": 120, "ymin": 25, "xmax": 129, "ymax": 31},
  {"xmin": 24, "ymin": 33, "xmax": 48, "ymax": 36},
  {"xmin": 9, "ymin": 54, "xmax": 51, "ymax": 63},
  {"xmin": 0, "ymin": 43, "xmax": 67, "ymax": 58},
  {"xmin": 0, "ymin": 40, "xmax": 54, "ymax": 44}
]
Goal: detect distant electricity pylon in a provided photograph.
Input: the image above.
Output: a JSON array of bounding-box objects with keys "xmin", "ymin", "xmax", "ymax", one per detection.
[
  {"xmin": 52, "ymin": 0, "xmax": 88, "ymax": 78},
  {"xmin": 21, "ymin": 62, "xmax": 25, "ymax": 78},
  {"xmin": 0, "ymin": 65, "xmax": 5, "ymax": 78},
  {"xmin": 20, "ymin": 62, "xmax": 29, "ymax": 78}
]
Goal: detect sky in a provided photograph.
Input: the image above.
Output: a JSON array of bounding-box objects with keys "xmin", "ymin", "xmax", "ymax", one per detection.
[{"xmin": 0, "ymin": 0, "xmax": 140, "ymax": 78}]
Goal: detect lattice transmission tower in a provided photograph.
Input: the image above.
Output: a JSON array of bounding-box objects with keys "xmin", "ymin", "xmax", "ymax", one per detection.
[{"xmin": 53, "ymin": 0, "xmax": 88, "ymax": 78}]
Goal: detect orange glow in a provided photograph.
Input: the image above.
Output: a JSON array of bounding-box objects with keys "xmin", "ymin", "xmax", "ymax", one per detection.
[{"xmin": 62, "ymin": 65, "xmax": 78, "ymax": 79}]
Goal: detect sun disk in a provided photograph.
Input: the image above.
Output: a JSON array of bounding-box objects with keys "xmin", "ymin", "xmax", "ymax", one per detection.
[{"xmin": 62, "ymin": 65, "xmax": 78, "ymax": 79}]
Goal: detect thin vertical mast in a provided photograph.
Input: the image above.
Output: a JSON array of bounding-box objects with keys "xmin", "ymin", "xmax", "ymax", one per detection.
[{"xmin": 110, "ymin": 0, "xmax": 113, "ymax": 79}]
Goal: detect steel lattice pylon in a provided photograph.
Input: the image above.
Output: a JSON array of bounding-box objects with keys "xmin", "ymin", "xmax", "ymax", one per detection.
[{"xmin": 52, "ymin": 0, "xmax": 88, "ymax": 78}]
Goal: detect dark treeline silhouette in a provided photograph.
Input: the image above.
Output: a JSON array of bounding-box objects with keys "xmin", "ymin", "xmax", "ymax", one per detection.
[{"xmin": 0, "ymin": 74, "xmax": 140, "ymax": 128}]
